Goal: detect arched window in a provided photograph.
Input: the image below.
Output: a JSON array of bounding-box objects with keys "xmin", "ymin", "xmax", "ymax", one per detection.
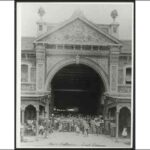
[
  {"xmin": 21, "ymin": 64, "xmax": 28, "ymax": 82},
  {"xmin": 125, "ymin": 67, "xmax": 131, "ymax": 84}
]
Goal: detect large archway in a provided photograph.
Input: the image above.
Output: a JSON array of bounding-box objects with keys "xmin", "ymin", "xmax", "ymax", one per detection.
[
  {"xmin": 45, "ymin": 58, "xmax": 109, "ymax": 92},
  {"xmin": 50, "ymin": 64, "xmax": 105, "ymax": 115}
]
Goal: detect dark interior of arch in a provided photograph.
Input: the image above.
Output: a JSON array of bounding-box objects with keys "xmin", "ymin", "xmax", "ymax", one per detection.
[{"xmin": 51, "ymin": 64, "xmax": 105, "ymax": 115}]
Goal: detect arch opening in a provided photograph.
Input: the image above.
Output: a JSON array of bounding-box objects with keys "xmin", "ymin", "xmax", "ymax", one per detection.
[
  {"xmin": 24, "ymin": 105, "xmax": 36, "ymax": 123},
  {"xmin": 50, "ymin": 64, "xmax": 106, "ymax": 116},
  {"xmin": 119, "ymin": 107, "xmax": 131, "ymax": 137}
]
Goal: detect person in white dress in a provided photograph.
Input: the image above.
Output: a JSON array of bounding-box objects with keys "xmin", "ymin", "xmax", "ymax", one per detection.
[{"xmin": 122, "ymin": 127, "xmax": 128, "ymax": 138}]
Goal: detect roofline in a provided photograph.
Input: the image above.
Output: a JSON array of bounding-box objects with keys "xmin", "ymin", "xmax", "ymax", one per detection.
[
  {"xmin": 34, "ymin": 41, "xmax": 122, "ymax": 47},
  {"xmin": 34, "ymin": 16, "xmax": 122, "ymax": 45}
]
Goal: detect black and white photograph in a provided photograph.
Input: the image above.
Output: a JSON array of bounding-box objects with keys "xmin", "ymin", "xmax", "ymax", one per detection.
[{"xmin": 16, "ymin": 2, "xmax": 134, "ymax": 149}]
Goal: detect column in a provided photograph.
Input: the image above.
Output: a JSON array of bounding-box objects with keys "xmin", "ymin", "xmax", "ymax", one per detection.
[
  {"xmin": 109, "ymin": 46, "xmax": 120, "ymax": 93},
  {"xmin": 21, "ymin": 105, "xmax": 26, "ymax": 124},
  {"xmin": 36, "ymin": 106, "xmax": 39, "ymax": 139},
  {"xmin": 21, "ymin": 106, "xmax": 26, "ymax": 142},
  {"xmin": 115, "ymin": 107, "xmax": 119, "ymax": 142},
  {"xmin": 21, "ymin": 110, "xmax": 25, "ymax": 142},
  {"xmin": 28, "ymin": 64, "xmax": 31, "ymax": 82},
  {"xmin": 45, "ymin": 98, "xmax": 50, "ymax": 119},
  {"xmin": 36, "ymin": 44, "xmax": 45, "ymax": 91},
  {"xmin": 49, "ymin": 90, "xmax": 54, "ymax": 114},
  {"xmin": 21, "ymin": 109, "xmax": 25, "ymax": 125}
]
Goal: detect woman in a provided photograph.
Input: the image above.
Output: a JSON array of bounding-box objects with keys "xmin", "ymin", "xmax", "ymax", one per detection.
[{"xmin": 122, "ymin": 127, "xmax": 128, "ymax": 138}]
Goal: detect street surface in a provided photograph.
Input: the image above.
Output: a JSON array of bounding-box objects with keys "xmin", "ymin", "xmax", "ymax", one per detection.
[{"xmin": 20, "ymin": 132, "xmax": 131, "ymax": 148}]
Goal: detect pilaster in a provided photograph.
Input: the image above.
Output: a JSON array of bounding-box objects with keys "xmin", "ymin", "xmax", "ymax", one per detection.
[
  {"xmin": 36, "ymin": 44, "xmax": 46, "ymax": 91},
  {"xmin": 21, "ymin": 106, "xmax": 26, "ymax": 124},
  {"xmin": 115, "ymin": 108, "xmax": 119, "ymax": 142},
  {"xmin": 110, "ymin": 46, "xmax": 120, "ymax": 93},
  {"xmin": 35, "ymin": 105, "xmax": 39, "ymax": 138}
]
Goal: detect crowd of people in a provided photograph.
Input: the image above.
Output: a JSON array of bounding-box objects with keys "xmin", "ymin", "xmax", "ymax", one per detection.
[
  {"xmin": 21, "ymin": 113, "xmax": 129, "ymax": 142},
  {"xmin": 50, "ymin": 114, "xmax": 104, "ymax": 136},
  {"xmin": 23, "ymin": 113, "xmax": 105, "ymax": 138}
]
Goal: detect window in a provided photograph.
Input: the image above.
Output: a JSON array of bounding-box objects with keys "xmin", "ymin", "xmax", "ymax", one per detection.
[
  {"xmin": 64, "ymin": 44, "xmax": 74, "ymax": 50},
  {"xmin": 47, "ymin": 44, "xmax": 56, "ymax": 49},
  {"xmin": 82, "ymin": 45, "xmax": 91, "ymax": 51},
  {"xmin": 30, "ymin": 67, "xmax": 36, "ymax": 82},
  {"xmin": 74, "ymin": 45, "xmax": 81, "ymax": 50},
  {"xmin": 28, "ymin": 54, "xmax": 36, "ymax": 59},
  {"xmin": 21, "ymin": 64, "xmax": 28, "ymax": 82},
  {"xmin": 57, "ymin": 44, "xmax": 64, "ymax": 50},
  {"xmin": 99, "ymin": 46, "xmax": 110, "ymax": 50},
  {"xmin": 21, "ymin": 53, "xmax": 26, "ymax": 59},
  {"xmin": 93, "ymin": 45, "xmax": 98, "ymax": 51},
  {"xmin": 125, "ymin": 67, "xmax": 131, "ymax": 84}
]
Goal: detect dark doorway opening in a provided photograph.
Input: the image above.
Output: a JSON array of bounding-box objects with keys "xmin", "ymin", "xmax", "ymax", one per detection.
[
  {"xmin": 24, "ymin": 105, "xmax": 36, "ymax": 123},
  {"xmin": 119, "ymin": 107, "xmax": 131, "ymax": 137},
  {"xmin": 51, "ymin": 64, "xmax": 105, "ymax": 115}
]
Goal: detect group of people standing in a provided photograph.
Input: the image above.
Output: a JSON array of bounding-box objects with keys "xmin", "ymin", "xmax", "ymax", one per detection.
[
  {"xmin": 38, "ymin": 114, "xmax": 104, "ymax": 137},
  {"xmin": 21, "ymin": 113, "xmax": 129, "ymax": 142}
]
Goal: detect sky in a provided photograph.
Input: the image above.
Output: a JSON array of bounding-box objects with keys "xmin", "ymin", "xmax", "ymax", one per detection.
[{"xmin": 19, "ymin": 3, "xmax": 133, "ymax": 40}]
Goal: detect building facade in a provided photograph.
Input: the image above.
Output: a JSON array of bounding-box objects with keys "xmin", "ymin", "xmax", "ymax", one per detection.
[{"xmin": 20, "ymin": 9, "xmax": 132, "ymax": 138}]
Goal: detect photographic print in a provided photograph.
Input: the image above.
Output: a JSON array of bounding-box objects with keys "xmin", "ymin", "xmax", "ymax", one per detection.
[{"xmin": 16, "ymin": 2, "xmax": 134, "ymax": 149}]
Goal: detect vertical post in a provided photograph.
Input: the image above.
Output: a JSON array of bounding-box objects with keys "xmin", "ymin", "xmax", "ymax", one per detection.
[
  {"xmin": 28, "ymin": 64, "xmax": 31, "ymax": 83},
  {"xmin": 36, "ymin": 107, "xmax": 39, "ymax": 140},
  {"xmin": 49, "ymin": 90, "xmax": 53, "ymax": 115},
  {"xmin": 36, "ymin": 44, "xmax": 45, "ymax": 92},
  {"xmin": 110, "ymin": 47, "xmax": 120, "ymax": 94},
  {"xmin": 21, "ymin": 107, "xmax": 25, "ymax": 142},
  {"xmin": 115, "ymin": 108, "xmax": 119, "ymax": 142},
  {"xmin": 21, "ymin": 109, "xmax": 25, "ymax": 124},
  {"xmin": 46, "ymin": 98, "xmax": 50, "ymax": 119}
]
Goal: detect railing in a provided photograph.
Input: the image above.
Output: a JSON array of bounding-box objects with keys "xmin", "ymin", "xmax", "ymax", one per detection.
[
  {"xmin": 118, "ymin": 85, "xmax": 131, "ymax": 93},
  {"xmin": 21, "ymin": 82, "xmax": 36, "ymax": 91},
  {"xmin": 46, "ymin": 49, "xmax": 109, "ymax": 56}
]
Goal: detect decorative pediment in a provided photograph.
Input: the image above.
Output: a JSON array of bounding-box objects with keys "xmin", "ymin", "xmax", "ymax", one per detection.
[{"xmin": 35, "ymin": 18, "xmax": 121, "ymax": 45}]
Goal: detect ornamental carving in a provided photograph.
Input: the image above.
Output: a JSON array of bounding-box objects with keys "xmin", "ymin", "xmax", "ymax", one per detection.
[
  {"xmin": 110, "ymin": 65, "xmax": 118, "ymax": 92},
  {"xmin": 40, "ymin": 19, "xmax": 115, "ymax": 45},
  {"xmin": 110, "ymin": 54, "xmax": 119, "ymax": 64},
  {"xmin": 117, "ymin": 104, "xmax": 131, "ymax": 113},
  {"xmin": 46, "ymin": 56, "xmax": 65, "ymax": 73},
  {"xmin": 37, "ymin": 63, "xmax": 45, "ymax": 90},
  {"xmin": 21, "ymin": 83, "xmax": 36, "ymax": 91},
  {"xmin": 118, "ymin": 85, "xmax": 131, "ymax": 93},
  {"xmin": 119, "ymin": 56, "xmax": 131, "ymax": 67},
  {"xmin": 90, "ymin": 57, "xmax": 108, "ymax": 74},
  {"xmin": 36, "ymin": 51, "xmax": 45, "ymax": 61},
  {"xmin": 118, "ymin": 68, "xmax": 124, "ymax": 84}
]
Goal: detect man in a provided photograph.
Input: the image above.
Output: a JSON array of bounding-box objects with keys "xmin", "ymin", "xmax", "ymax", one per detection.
[
  {"xmin": 83, "ymin": 119, "xmax": 89, "ymax": 136},
  {"xmin": 44, "ymin": 118, "xmax": 49, "ymax": 138},
  {"xmin": 39, "ymin": 124, "xmax": 44, "ymax": 135},
  {"xmin": 95, "ymin": 119, "xmax": 100, "ymax": 136},
  {"xmin": 90, "ymin": 118, "xmax": 96, "ymax": 134}
]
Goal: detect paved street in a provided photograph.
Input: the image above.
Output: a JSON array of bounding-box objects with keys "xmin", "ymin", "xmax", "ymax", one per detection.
[{"xmin": 20, "ymin": 132, "xmax": 131, "ymax": 148}]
